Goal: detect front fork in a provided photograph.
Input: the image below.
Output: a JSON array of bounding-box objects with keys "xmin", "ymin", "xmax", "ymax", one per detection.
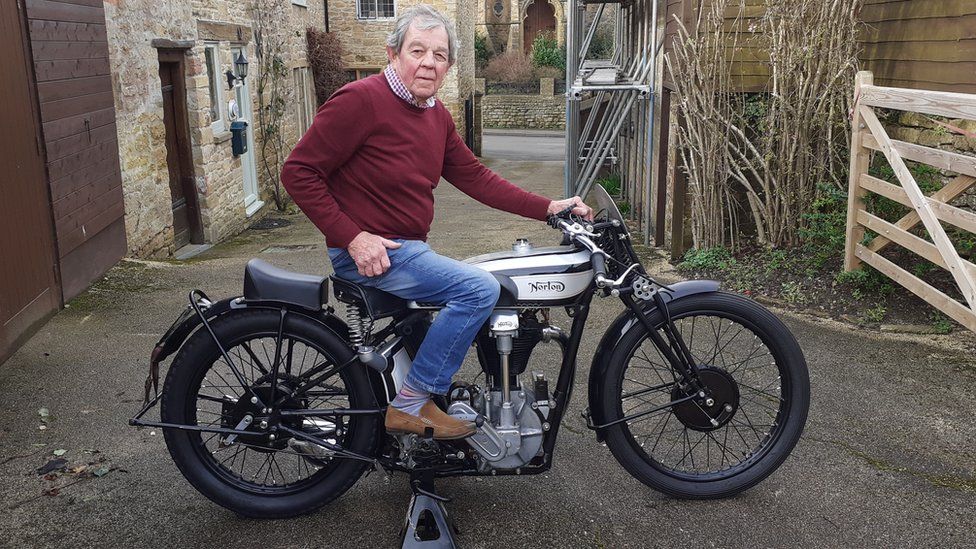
[{"xmin": 620, "ymin": 292, "xmax": 706, "ymax": 395}]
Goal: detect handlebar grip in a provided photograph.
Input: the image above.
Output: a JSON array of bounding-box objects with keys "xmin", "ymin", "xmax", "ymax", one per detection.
[
  {"xmin": 547, "ymin": 204, "xmax": 579, "ymax": 227},
  {"xmin": 591, "ymin": 252, "xmax": 608, "ymax": 285}
]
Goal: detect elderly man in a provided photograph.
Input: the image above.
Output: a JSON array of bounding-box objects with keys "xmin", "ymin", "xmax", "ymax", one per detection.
[{"xmin": 282, "ymin": 5, "xmax": 591, "ymax": 440}]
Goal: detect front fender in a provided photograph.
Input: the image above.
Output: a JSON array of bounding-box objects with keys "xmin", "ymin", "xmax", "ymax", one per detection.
[{"xmin": 586, "ymin": 280, "xmax": 720, "ymax": 441}]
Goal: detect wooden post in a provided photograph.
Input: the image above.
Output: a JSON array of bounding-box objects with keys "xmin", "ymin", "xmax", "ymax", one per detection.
[
  {"xmin": 670, "ymin": 146, "xmax": 688, "ymax": 260},
  {"xmin": 654, "ymin": 89, "xmax": 672, "ymax": 246},
  {"xmin": 844, "ymin": 71, "xmax": 873, "ymax": 271}
]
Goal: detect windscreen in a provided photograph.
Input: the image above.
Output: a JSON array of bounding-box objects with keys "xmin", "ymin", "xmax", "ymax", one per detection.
[{"xmin": 586, "ymin": 183, "xmax": 627, "ymax": 232}]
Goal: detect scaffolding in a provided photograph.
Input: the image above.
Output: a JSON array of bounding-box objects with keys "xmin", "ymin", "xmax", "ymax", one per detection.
[{"xmin": 564, "ymin": 0, "xmax": 662, "ymax": 244}]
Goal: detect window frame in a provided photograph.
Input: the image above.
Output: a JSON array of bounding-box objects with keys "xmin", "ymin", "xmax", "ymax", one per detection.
[
  {"xmin": 356, "ymin": 0, "xmax": 396, "ymax": 20},
  {"xmin": 204, "ymin": 43, "xmax": 226, "ymax": 134}
]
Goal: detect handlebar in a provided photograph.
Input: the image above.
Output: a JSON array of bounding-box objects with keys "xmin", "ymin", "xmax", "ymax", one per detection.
[{"xmin": 547, "ymin": 210, "xmax": 664, "ymax": 296}]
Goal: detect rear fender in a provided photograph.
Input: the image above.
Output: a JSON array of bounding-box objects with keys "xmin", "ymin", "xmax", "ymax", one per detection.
[
  {"xmin": 154, "ymin": 298, "xmax": 349, "ymax": 361},
  {"xmin": 150, "ymin": 297, "xmax": 386, "ymax": 407},
  {"xmin": 586, "ymin": 280, "xmax": 720, "ymax": 441}
]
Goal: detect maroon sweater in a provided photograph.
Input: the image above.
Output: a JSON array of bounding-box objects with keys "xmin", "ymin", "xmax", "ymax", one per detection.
[{"xmin": 281, "ymin": 73, "xmax": 551, "ymax": 248}]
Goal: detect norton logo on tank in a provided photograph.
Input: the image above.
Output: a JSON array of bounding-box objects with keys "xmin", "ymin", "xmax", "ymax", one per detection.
[{"xmin": 529, "ymin": 280, "xmax": 566, "ymax": 293}]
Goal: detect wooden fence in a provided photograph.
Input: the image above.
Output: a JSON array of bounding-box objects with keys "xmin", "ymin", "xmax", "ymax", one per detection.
[{"xmin": 845, "ymin": 71, "xmax": 976, "ymax": 332}]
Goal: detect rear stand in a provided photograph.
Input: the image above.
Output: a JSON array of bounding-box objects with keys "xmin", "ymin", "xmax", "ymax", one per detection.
[{"xmin": 400, "ymin": 431, "xmax": 460, "ymax": 548}]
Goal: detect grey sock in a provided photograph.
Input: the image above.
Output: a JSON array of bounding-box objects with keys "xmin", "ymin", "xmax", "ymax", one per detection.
[{"xmin": 391, "ymin": 378, "xmax": 429, "ymax": 416}]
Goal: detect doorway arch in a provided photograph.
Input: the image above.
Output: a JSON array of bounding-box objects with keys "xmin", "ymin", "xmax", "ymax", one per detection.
[{"xmin": 523, "ymin": 0, "xmax": 557, "ymax": 54}]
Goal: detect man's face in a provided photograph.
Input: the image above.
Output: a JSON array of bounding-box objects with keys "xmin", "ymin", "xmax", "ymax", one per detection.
[{"xmin": 387, "ymin": 23, "xmax": 452, "ymax": 102}]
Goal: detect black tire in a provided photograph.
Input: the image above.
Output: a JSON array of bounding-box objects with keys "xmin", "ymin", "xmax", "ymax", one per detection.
[
  {"xmin": 598, "ymin": 292, "xmax": 809, "ymax": 499},
  {"xmin": 161, "ymin": 309, "xmax": 379, "ymax": 518}
]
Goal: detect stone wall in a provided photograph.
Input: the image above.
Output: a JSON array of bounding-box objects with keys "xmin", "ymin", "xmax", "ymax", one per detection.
[
  {"xmin": 104, "ymin": 0, "xmax": 321, "ymax": 257},
  {"xmin": 480, "ymin": 78, "xmax": 565, "ymax": 130},
  {"xmin": 103, "ymin": 1, "xmax": 195, "ymax": 257},
  {"xmin": 886, "ymin": 112, "xmax": 976, "ymax": 155},
  {"xmin": 328, "ymin": 0, "xmax": 474, "ymax": 133},
  {"xmin": 885, "ymin": 112, "xmax": 976, "ymax": 210}
]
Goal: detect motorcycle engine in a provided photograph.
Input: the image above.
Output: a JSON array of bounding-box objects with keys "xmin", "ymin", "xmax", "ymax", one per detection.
[{"xmin": 447, "ymin": 377, "xmax": 552, "ymax": 471}]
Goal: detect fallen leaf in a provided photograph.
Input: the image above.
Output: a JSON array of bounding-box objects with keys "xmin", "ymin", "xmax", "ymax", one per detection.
[
  {"xmin": 44, "ymin": 488, "xmax": 60, "ymax": 497},
  {"xmin": 43, "ymin": 473, "xmax": 59, "ymax": 481},
  {"xmin": 53, "ymin": 449, "xmax": 67, "ymax": 457},
  {"xmin": 92, "ymin": 466, "xmax": 110, "ymax": 478},
  {"xmin": 68, "ymin": 465, "xmax": 88, "ymax": 475},
  {"xmin": 36, "ymin": 458, "xmax": 67, "ymax": 475}
]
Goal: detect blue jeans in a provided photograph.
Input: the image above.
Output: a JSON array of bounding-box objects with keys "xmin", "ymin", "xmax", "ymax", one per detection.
[{"xmin": 328, "ymin": 240, "xmax": 500, "ymax": 394}]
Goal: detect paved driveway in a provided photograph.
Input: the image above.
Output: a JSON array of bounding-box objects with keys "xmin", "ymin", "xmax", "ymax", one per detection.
[{"xmin": 0, "ymin": 148, "xmax": 974, "ymax": 548}]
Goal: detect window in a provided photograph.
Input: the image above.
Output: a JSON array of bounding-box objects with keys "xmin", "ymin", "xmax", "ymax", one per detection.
[
  {"xmin": 204, "ymin": 44, "xmax": 225, "ymax": 133},
  {"xmin": 357, "ymin": 0, "xmax": 394, "ymax": 19},
  {"xmin": 345, "ymin": 68, "xmax": 381, "ymax": 82},
  {"xmin": 293, "ymin": 67, "xmax": 317, "ymax": 135}
]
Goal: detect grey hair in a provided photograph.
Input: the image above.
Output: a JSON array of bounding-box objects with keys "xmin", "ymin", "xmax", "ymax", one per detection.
[{"xmin": 386, "ymin": 4, "xmax": 459, "ymax": 64}]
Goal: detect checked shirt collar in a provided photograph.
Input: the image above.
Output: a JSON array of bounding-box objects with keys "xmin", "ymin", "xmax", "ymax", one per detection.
[{"xmin": 385, "ymin": 65, "xmax": 436, "ymax": 109}]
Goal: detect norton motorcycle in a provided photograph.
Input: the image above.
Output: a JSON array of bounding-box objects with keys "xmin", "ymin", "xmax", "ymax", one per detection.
[{"xmin": 132, "ymin": 185, "xmax": 809, "ymax": 538}]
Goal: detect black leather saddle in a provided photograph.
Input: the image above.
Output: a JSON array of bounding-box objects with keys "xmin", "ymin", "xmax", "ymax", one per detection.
[{"xmin": 243, "ymin": 259, "xmax": 329, "ymax": 310}]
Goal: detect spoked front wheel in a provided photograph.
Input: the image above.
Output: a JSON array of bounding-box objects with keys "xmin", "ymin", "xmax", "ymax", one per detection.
[
  {"xmin": 161, "ymin": 310, "xmax": 379, "ymax": 517},
  {"xmin": 599, "ymin": 292, "xmax": 809, "ymax": 499}
]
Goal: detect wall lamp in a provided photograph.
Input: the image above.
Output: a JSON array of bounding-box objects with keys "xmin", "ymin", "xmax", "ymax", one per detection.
[{"xmin": 225, "ymin": 50, "xmax": 249, "ymax": 89}]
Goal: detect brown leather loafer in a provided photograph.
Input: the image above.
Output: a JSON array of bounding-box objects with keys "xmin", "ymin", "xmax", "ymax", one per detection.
[{"xmin": 385, "ymin": 400, "xmax": 476, "ymax": 440}]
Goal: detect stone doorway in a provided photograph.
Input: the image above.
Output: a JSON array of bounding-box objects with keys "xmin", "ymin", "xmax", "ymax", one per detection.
[
  {"xmin": 523, "ymin": 0, "xmax": 557, "ymax": 54},
  {"xmin": 158, "ymin": 50, "xmax": 203, "ymax": 248}
]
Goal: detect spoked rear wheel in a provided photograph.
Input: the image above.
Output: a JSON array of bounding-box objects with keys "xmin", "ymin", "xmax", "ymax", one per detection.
[
  {"xmin": 599, "ymin": 292, "xmax": 809, "ymax": 498},
  {"xmin": 161, "ymin": 310, "xmax": 379, "ymax": 517}
]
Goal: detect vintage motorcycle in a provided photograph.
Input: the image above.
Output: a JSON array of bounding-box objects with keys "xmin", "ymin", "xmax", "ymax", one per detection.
[{"xmin": 132, "ymin": 185, "xmax": 809, "ymax": 533}]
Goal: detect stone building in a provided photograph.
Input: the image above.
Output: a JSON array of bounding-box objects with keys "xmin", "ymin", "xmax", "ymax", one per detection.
[
  {"xmin": 479, "ymin": 0, "xmax": 566, "ymax": 55},
  {"xmin": 328, "ymin": 0, "xmax": 476, "ymax": 133},
  {"xmin": 104, "ymin": 0, "xmax": 323, "ymax": 257}
]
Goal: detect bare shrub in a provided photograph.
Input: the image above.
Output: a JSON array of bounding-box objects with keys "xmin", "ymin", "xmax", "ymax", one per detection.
[
  {"xmin": 667, "ymin": 0, "xmax": 862, "ymax": 248},
  {"xmin": 665, "ymin": 0, "xmax": 739, "ymax": 248},
  {"xmin": 306, "ymin": 28, "xmax": 347, "ymax": 106},
  {"xmin": 483, "ymin": 50, "xmax": 536, "ymax": 84},
  {"xmin": 252, "ymin": 0, "xmax": 289, "ymax": 211},
  {"xmin": 748, "ymin": 0, "xmax": 863, "ymax": 246}
]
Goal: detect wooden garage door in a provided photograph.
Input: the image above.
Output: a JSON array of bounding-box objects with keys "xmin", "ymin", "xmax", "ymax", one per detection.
[
  {"xmin": 0, "ymin": 0, "xmax": 62, "ymax": 364},
  {"xmin": 26, "ymin": 0, "xmax": 125, "ymax": 301}
]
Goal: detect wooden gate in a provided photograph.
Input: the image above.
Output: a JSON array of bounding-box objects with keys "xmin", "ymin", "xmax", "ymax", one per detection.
[
  {"xmin": 0, "ymin": 0, "xmax": 62, "ymax": 364},
  {"xmin": 844, "ymin": 71, "xmax": 976, "ymax": 332}
]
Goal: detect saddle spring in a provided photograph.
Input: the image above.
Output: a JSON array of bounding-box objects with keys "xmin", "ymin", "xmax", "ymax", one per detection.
[{"xmin": 345, "ymin": 302, "xmax": 373, "ymax": 346}]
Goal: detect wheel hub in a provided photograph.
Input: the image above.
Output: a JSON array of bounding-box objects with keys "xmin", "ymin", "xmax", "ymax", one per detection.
[
  {"xmin": 671, "ymin": 367, "xmax": 739, "ymax": 432},
  {"xmin": 221, "ymin": 377, "xmax": 306, "ymax": 450}
]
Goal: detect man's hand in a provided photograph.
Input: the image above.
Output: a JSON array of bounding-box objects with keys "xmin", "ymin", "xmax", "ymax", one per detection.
[
  {"xmin": 347, "ymin": 232, "xmax": 402, "ymax": 277},
  {"xmin": 547, "ymin": 196, "xmax": 594, "ymax": 221}
]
